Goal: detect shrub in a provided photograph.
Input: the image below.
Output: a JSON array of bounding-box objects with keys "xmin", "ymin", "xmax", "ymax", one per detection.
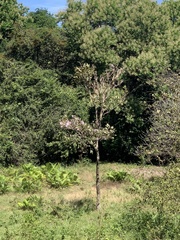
[
  {"xmin": 117, "ymin": 164, "xmax": 180, "ymax": 239},
  {"xmin": 42, "ymin": 163, "xmax": 79, "ymax": 188},
  {"xmin": 143, "ymin": 164, "xmax": 180, "ymax": 214},
  {"xmin": 13, "ymin": 163, "xmax": 45, "ymax": 193},
  {"xmin": 18, "ymin": 195, "xmax": 44, "ymax": 211},
  {"xmin": 0, "ymin": 174, "xmax": 9, "ymax": 194},
  {"xmin": 106, "ymin": 170, "xmax": 129, "ymax": 182},
  {"xmin": 118, "ymin": 205, "xmax": 180, "ymax": 240},
  {"xmin": 0, "ymin": 163, "xmax": 79, "ymax": 194}
]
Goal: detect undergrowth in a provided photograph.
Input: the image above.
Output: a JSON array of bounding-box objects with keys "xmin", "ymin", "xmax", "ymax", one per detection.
[
  {"xmin": 0, "ymin": 163, "xmax": 179, "ymax": 240},
  {"xmin": 0, "ymin": 163, "xmax": 79, "ymax": 194}
]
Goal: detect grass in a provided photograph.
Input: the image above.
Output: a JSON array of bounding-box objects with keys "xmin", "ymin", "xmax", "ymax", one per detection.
[{"xmin": 0, "ymin": 162, "xmax": 179, "ymax": 240}]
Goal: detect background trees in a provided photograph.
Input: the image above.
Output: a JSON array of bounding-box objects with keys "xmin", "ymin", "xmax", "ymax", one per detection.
[
  {"xmin": 0, "ymin": 1, "xmax": 28, "ymax": 55},
  {"xmin": 0, "ymin": 59, "xmax": 89, "ymax": 165},
  {"xmin": 136, "ymin": 72, "xmax": 180, "ymax": 164},
  {"xmin": 0, "ymin": 0, "xmax": 179, "ymax": 166},
  {"xmin": 0, "ymin": 0, "xmax": 28, "ymax": 41},
  {"xmin": 161, "ymin": 0, "xmax": 180, "ymax": 72},
  {"xmin": 58, "ymin": 0, "xmax": 175, "ymax": 162}
]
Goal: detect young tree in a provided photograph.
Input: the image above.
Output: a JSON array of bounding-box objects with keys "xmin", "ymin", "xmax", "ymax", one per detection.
[{"xmin": 60, "ymin": 64, "xmax": 126, "ymax": 209}]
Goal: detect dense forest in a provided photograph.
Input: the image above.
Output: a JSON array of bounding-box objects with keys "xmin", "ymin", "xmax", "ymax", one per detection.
[{"xmin": 0, "ymin": 0, "xmax": 179, "ymax": 166}]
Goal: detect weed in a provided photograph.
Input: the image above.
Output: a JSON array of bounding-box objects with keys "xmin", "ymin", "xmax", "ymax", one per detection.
[
  {"xmin": 0, "ymin": 175, "xmax": 9, "ymax": 194},
  {"xmin": 43, "ymin": 163, "xmax": 79, "ymax": 188},
  {"xmin": 117, "ymin": 204, "xmax": 180, "ymax": 240},
  {"xmin": 9, "ymin": 163, "xmax": 44, "ymax": 193},
  {"xmin": 106, "ymin": 170, "xmax": 129, "ymax": 182},
  {"xmin": 18, "ymin": 195, "xmax": 43, "ymax": 211}
]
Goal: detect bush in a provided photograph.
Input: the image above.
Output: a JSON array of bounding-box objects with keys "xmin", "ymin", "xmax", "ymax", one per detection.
[
  {"xmin": 143, "ymin": 164, "xmax": 180, "ymax": 214},
  {"xmin": 112, "ymin": 165, "xmax": 180, "ymax": 239},
  {"xmin": 13, "ymin": 163, "xmax": 45, "ymax": 193},
  {"xmin": 18, "ymin": 195, "xmax": 44, "ymax": 211},
  {"xmin": 42, "ymin": 163, "xmax": 79, "ymax": 188},
  {"xmin": 118, "ymin": 205, "xmax": 180, "ymax": 240},
  {"xmin": 106, "ymin": 170, "xmax": 129, "ymax": 182},
  {"xmin": 0, "ymin": 175, "xmax": 9, "ymax": 194},
  {"xmin": 0, "ymin": 59, "xmax": 89, "ymax": 166}
]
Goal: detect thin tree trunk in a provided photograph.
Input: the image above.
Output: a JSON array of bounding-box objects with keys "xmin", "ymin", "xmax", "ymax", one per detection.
[{"xmin": 95, "ymin": 139, "xmax": 100, "ymax": 210}]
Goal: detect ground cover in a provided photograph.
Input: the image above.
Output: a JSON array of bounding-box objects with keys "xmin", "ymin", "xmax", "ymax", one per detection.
[{"xmin": 0, "ymin": 162, "xmax": 179, "ymax": 240}]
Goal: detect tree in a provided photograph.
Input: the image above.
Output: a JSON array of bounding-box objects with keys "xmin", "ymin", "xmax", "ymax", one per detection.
[
  {"xmin": 60, "ymin": 64, "xmax": 126, "ymax": 209},
  {"xmin": 136, "ymin": 72, "xmax": 180, "ymax": 164},
  {"xmin": 6, "ymin": 27, "xmax": 67, "ymax": 71},
  {"xmin": 5, "ymin": 7, "xmax": 67, "ymax": 72},
  {"xmin": 0, "ymin": 0, "xmax": 28, "ymax": 40},
  {"xmin": 28, "ymin": 8, "xmax": 57, "ymax": 28},
  {"xmin": 58, "ymin": 0, "xmax": 172, "ymax": 162},
  {"xmin": 58, "ymin": 0, "xmax": 170, "ymax": 68},
  {"xmin": 162, "ymin": 0, "xmax": 180, "ymax": 27},
  {"xmin": 161, "ymin": 0, "xmax": 180, "ymax": 72},
  {"xmin": 0, "ymin": 59, "xmax": 89, "ymax": 166}
]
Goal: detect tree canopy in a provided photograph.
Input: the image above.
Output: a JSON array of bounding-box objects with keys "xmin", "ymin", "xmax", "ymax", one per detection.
[{"xmin": 0, "ymin": 0, "xmax": 179, "ymax": 166}]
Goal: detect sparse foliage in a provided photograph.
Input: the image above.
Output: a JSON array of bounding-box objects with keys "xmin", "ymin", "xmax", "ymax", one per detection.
[
  {"xmin": 60, "ymin": 64, "xmax": 126, "ymax": 209},
  {"xmin": 136, "ymin": 72, "xmax": 180, "ymax": 164}
]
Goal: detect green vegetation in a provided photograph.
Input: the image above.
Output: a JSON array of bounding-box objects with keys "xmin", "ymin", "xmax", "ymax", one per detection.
[
  {"xmin": 43, "ymin": 163, "xmax": 79, "ymax": 188},
  {"xmin": 0, "ymin": 163, "xmax": 179, "ymax": 239},
  {"xmin": 0, "ymin": 163, "xmax": 79, "ymax": 194},
  {"xmin": 17, "ymin": 195, "xmax": 43, "ymax": 211},
  {"xmin": 0, "ymin": 0, "xmax": 179, "ymax": 166},
  {"xmin": 106, "ymin": 170, "xmax": 129, "ymax": 182},
  {"xmin": 0, "ymin": 0, "xmax": 179, "ymax": 238},
  {"xmin": 136, "ymin": 72, "xmax": 180, "ymax": 164}
]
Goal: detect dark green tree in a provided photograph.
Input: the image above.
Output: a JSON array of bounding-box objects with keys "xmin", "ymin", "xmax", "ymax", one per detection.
[
  {"xmin": 28, "ymin": 8, "xmax": 57, "ymax": 28},
  {"xmin": 6, "ymin": 27, "xmax": 67, "ymax": 71},
  {"xmin": 0, "ymin": 59, "xmax": 88, "ymax": 166},
  {"xmin": 161, "ymin": 0, "xmax": 180, "ymax": 72},
  {"xmin": 5, "ymin": 7, "xmax": 67, "ymax": 71}
]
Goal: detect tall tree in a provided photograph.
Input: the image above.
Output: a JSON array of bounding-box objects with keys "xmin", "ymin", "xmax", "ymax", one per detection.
[
  {"xmin": 5, "ymin": 7, "xmax": 68, "ymax": 76},
  {"xmin": 58, "ymin": 0, "xmax": 170, "ymax": 68},
  {"xmin": 6, "ymin": 26, "xmax": 67, "ymax": 71},
  {"xmin": 58, "ymin": 0, "xmax": 171, "ymax": 161},
  {"xmin": 28, "ymin": 8, "xmax": 57, "ymax": 28},
  {"xmin": 0, "ymin": 0, "xmax": 28, "ymax": 40},
  {"xmin": 161, "ymin": 0, "xmax": 180, "ymax": 72}
]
